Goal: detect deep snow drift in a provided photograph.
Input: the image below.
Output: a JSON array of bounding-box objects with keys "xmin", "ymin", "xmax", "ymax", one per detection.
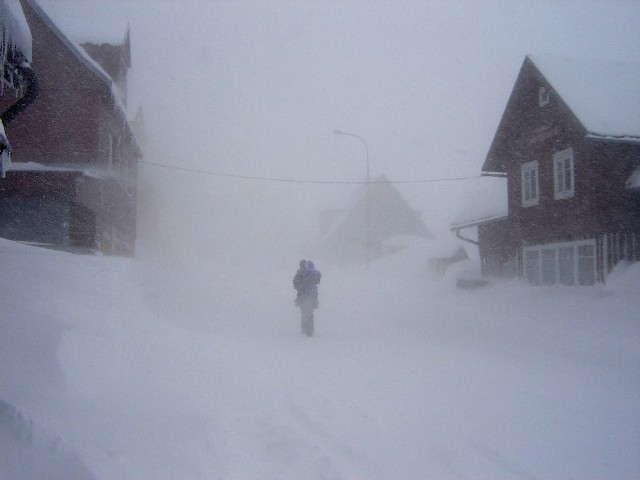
[{"xmin": 1, "ymin": 237, "xmax": 639, "ymax": 479}]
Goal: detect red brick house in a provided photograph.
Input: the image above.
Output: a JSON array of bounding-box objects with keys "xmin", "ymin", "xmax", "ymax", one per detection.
[
  {"xmin": 0, "ymin": 0, "xmax": 140, "ymax": 255},
  {"xmin": 462, "ymin": 55, "xmax": 640, "ymax": 285}
]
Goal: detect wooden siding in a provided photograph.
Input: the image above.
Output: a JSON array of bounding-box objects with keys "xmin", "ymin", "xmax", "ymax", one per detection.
[
  {"xmin": 479, "ymin": 57, "xmax": 640, "ymax": 283},
  {"xmin": 478, "ymin": 218, "xmax": 517, "ymax": 277}
]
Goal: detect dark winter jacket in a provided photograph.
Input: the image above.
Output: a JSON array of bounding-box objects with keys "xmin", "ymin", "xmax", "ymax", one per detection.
[
  {"xmin": 293, "ymin": 267, "xmax": 307, "ymax": 295},
  {"xmin": 293, "ymin": 266, "xmax": 322, "ymax": 298}
]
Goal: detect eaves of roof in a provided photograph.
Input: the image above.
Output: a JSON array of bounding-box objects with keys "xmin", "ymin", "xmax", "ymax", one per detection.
[
  {"xmin": 585, "ymin": 133, "xmax": 640, "ymax": 145},
  {"xmin": 23, "ymin": 0, "xmax": 111, "ymax": 86},
  {"xmin": 450, "ymin": 214, "xmax": 509, "ymax": 232}
]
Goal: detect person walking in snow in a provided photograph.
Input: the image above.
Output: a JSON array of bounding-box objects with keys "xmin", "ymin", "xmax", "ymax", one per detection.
[
  {"xmin": 293, "ymin": 260, "xmax": 308, "ymax": 307},
  {"xmin": 304, "ymin": 261, "xmax": 322, "ymax": 308},
  {"xmin": 293, "ymin": 260, "xmax": 322, "ymax": 308},
  {"xmin": 293, "ymin": 259, "xmax": 322, "ymax": 336}
]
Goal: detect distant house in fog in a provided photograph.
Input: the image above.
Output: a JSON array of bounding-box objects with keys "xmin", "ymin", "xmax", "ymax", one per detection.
[
  {"xmin": 457, "ymin": 55, "xmax": 640, "ymax": 285},
  {"xmin": 0, "ymin": 0, "xmax": 140, "ymax": 255},
  {"xmin": 319, "ymin": 175, "xmax": 432, "ymax": 264}
]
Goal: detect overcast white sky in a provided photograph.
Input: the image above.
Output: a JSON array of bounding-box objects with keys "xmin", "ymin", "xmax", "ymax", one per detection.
[
  {"xmin": 36, "ymin": 0, "xmax": 640, "ymax": 261},
  {"xmin": 38, "ymin": 0, "xmax": 640, "ymax": 178}
]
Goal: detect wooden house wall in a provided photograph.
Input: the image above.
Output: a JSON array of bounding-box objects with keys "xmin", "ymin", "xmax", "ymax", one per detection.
[
  {"xmin": 587, "ymin": 142, "xmax": 640, "ymax": 234},
  {"xmin": 478, "ymin": 219, "xmax": 517, "ymax": 277},
  {"xmin": 1, "ymin": 1, "xmax": 104, "ymax": 165},
  {"xmin": 501, "ymin": 60, "xmax": 588, "ymax": 242},
  {"xmin": 480, "ymin": 57, "xmax": 640, "ymax": 282}
]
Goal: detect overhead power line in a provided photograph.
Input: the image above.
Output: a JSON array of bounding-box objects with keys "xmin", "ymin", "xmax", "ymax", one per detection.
[{"xmin": 139, "ymin": 159, "xmax": 482, "ymax": 184}]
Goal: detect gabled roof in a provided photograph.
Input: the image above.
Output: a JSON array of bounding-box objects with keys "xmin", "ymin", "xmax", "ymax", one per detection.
[
  {"xmin": 450, "ymin": 176, "xmax": 508, "ymax": 230},
  {"xmin": 320, "ymin": 175, "xmax": 432, "ymax": 253},
  {"xmin": 23, "ymin": 0, "xmax": 111, "ymax": 86},
  {"xmin": 529, "ymin": 55, "xmax": 640, "ymax": 141},
  {"xmin": 483, "ymin": 55, "xmax": 640, "ymax": 174},
  {"xmin": 20, "ymin": 0, "xmax": 141, "ymax": 157}
]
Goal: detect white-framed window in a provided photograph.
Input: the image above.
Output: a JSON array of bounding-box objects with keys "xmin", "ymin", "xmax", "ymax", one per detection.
[
  {"xmin": 523, "ymin": 239, "xmax": 596, "ymax": 286},
  {"xmin": 553, "ymin": 147, "xmax": 574, "ymax": 199},
  {"xmin": 538, "ymin": 86, "xmax": 549, "ymax": 107},
  {"xmin": 521, "ymin": 160, "xmax": 539, "ymax": 207}
]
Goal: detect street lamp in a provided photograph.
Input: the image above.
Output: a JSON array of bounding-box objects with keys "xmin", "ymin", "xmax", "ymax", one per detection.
[{"xmin": 334, "ymin": 129, "xmax": 371, "ymax": 267}]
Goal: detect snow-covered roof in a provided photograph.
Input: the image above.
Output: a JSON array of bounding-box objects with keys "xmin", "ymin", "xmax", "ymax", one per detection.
[
  {"xmin": 0, "ymin": 0, "xmax": 32, "ymax": 61},
  {"xmin": 24, "ymin": 0, "xmax": 111, "ymax": 86},
  {"xmin": 529, "ymin": 55, "xmax": 640, "ymax": 141},
  {"xmin": 450, "ymin": 176, "xmax": 508, "ymax": 229}
]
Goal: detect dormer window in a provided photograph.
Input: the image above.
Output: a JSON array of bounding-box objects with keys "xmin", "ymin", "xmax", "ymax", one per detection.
[{"xmin": 538, "ymin": 86, "xmax": 549, "ymax": 107}]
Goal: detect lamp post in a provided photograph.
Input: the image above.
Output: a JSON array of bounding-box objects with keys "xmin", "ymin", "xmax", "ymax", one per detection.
[{"xmin": 334, "ymin": 129, "xmax": 370, "ymax": 267}]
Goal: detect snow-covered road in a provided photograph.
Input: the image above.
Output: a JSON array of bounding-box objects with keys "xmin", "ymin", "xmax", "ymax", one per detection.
[{"xmin": 2, "ymin": 239, "xmax": 639, "ymax": 479}]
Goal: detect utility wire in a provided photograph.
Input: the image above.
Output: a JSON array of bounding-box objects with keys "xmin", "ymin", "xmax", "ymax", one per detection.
[{"xmin": 139, "ymin": 159, "xmax": 482, "ymax": 184}]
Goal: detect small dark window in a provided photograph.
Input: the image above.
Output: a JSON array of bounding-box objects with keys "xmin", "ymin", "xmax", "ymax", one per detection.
[{"xmin": 538, "ymin": 87, "xmax": 549, "ymax": 107}]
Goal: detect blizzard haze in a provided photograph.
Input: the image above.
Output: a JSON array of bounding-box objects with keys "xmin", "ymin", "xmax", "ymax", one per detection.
[
  {"xmin": 37, "ymin": 0, "xmax": 640, "ymax": 270},
  {"xmin": 2, "ymin": 1, "xmax": 640, "ymax": 479}
]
